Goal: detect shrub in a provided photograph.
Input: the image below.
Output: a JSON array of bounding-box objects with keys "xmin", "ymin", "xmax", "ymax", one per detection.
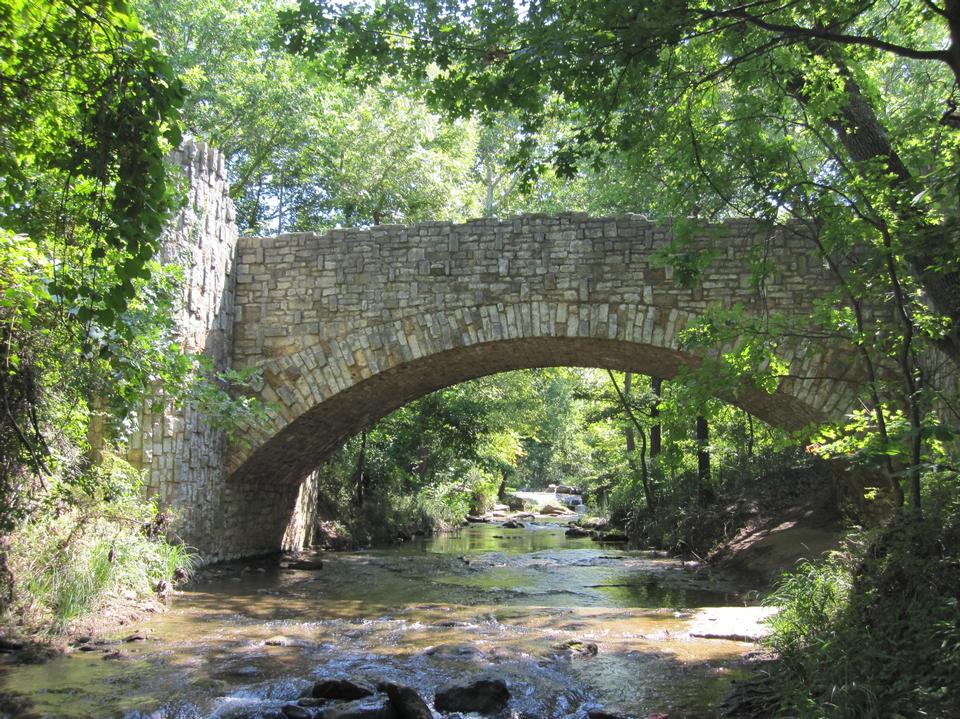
[{"xmin": 763, "ymin": 516, "xmax": 960, "ymax": 718}]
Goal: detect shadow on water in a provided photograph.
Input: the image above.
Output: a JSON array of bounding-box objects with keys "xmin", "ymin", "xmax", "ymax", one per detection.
[{"xmin": 1, "ymin": 522, "xmax": 760, "ymax": 718}]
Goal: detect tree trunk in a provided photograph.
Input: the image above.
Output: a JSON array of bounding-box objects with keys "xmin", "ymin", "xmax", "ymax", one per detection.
[
  {"xmin": 484, "ymin": 161, "xmax": 495, "ymax": 217},
  {"xmin": 697, "ymin": 415, "xmax": 712, "ymax": 504},
  {"xmin": 354, "ymin": 430, "xmax": 367, "ymax": 508},
  {"xmin": 650, "ymin": 377, "xmax": 662, "ymax": 458},
  {"xmin": 609, "ymin": 371, "xmax": 655, "ymax": 513}
]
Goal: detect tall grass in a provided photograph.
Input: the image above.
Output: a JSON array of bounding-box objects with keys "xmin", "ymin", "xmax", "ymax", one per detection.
[{"xmin": 3, "ymin": 454, "xmax": 196, "ymax": 634}]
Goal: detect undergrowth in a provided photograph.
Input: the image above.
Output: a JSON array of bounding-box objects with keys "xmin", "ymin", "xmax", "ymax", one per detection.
[
  {"xmin": 1, "ymin": 453, "xmax": 196, "ymax": 635},
  {"xmin": 763, "ymin": 512, "xmax": 960, "ymax": 718}
]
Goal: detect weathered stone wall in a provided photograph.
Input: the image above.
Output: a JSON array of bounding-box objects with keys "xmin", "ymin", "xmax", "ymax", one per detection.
[
  {"xmin": 127, "ymin": 140, "xmax": 239, "ymax": 556},
  {"xmin": 281, "ymin": 469, "xmax": 325, "ymax": 550},
  {"xmin": 203, "ymin": 215, "xmax": 871, "ymax": 558}
]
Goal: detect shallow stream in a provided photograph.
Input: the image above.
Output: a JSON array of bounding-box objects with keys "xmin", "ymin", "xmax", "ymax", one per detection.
[{"xmin": 1, "ymin": 520, "xmax": 767, "ymax": 718}]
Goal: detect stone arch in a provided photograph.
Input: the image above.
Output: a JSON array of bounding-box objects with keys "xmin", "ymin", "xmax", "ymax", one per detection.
[
  {"xmin": 212, "ymin": 303, "xmax": 862, "ymax": 558},
  {"xmin": 151, "ymin": 208, "xmax": 881, "ymax": 559}
]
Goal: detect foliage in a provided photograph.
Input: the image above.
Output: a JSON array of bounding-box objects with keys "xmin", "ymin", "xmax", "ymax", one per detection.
[
  {"xmin": 0, "ymin": 0, "xmax": 184, "ymax": 325},
  {"xmin": 764, "ymin": 514, "xmax": 960, "ymax": 718},
  {"xmin": 133, "ymin": 0, "xmax": 484, "ymax": 232},
  {"xmin": 279, "ymin": 0, "xmax": 960, "ymax": 511},
  {"xmin": 0, "ymin": 0, "xmax": 186, "ymax": 528},
  {"xmin": 2, "ymin": 452, "xmax": 196, "ymax": 633}
]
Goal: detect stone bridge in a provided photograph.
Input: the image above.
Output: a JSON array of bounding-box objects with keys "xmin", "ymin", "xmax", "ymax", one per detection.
[{"xmin": 131, "ymin": 143, "xmax": 865, "ymax": 560}]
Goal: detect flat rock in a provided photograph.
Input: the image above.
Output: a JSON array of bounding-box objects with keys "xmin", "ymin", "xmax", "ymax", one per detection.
[
  {"xmin": 434, "ymin": 678, "xmax": 510, "ymax": 715},
  {"xmin": 688, "ymin": 606, "xmax": 778, "ymax": 642}
]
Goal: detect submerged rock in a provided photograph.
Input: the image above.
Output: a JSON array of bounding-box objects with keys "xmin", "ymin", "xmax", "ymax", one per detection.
[
  {"xmin": 298, "ymin": 698, "xmax": 330, "ymax": 708},
  {"xmin": 311, "ymin": 679, "xmax": 375, "ymax": 701},
  {"xmin": 434, "ymin": 678, "xmax": 510, "ymax": 715},
  {"xmin": 283, "ymin": 558, "xmax": 324, "ymax": 571},
  {"xmin": 553, "ymin": 639, "xmax": 599, "ymax": 656},
  {"xmin": 281, "ymin": 704, "xmax": 314, "ymax": 719}
]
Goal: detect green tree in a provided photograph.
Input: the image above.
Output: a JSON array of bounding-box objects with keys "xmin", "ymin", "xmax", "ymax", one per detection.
[
  {"xmin": 280, "ymin": 0, "xmax": 960, "ymax": 509},
  {"xmin": 134, "ymin": 0, "xmax": 485, "ymax": 231},
  {"xmin": 0, "ymin": 0, "xmax": 184, "ymax": 524}
]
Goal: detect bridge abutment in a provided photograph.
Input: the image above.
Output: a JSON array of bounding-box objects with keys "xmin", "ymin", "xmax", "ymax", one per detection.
[{"xmin": 127, "ymin": 141, "xmax": 246, "ymax": 558}]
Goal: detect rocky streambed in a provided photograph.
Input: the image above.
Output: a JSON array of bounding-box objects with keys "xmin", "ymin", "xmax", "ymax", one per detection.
[{"xmin": 0, "ymin": 519, "xmax": 774, "ymax": 718}]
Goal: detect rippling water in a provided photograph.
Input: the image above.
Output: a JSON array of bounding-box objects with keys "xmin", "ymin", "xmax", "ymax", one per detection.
[{"xmin": 1, "ymin": 520, "xmax": 763, "ymax": 718}]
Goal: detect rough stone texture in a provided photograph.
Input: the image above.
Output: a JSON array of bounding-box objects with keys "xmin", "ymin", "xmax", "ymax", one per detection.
[
  {"xmin": 138, "ymin": 157, "xmax": 888, "ymax": 560},
  {"xmin": 126, "ymin": 139, "xmax": 238, "ymax": 553}
]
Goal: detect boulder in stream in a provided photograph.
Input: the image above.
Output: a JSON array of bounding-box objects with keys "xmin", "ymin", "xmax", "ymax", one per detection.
[
  {"xmin": 318, "ymin": 697, "xmax": 398, "ymax": 719},
  {"xmin": 501, "ymin": 520, "xmax": 525, "ymax": 529},
  {"xmin": 311, "ymin": 679, "xmax": 376, "ymax": 701},
  {"xmin": 433, "ymin": 677, "xmax": 510, "ymax": 715},
  {"xmin": 378, "ymin": 682, "xmax": 432, "ymax": 719},
  {"xmin": 539, "ymin": 504, "xmax": 573, "ymax": 516},
  {"xmin": 281, "ymin": 704, "xmax": 314, "ymax": 719},
  {"xmin": 564, "ymin": 526, "xmax": 592, "ymax": 538}
]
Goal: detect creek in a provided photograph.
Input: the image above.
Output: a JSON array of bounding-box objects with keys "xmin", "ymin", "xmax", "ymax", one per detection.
[{"xmin": 1, "ymin": 519, "xmax": 770, "ymax": 718}]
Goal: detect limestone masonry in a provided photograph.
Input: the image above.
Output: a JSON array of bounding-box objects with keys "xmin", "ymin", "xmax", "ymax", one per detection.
[{"xmin": 137, "ymin": 142, "xmax": 869, "ymax": 560}]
